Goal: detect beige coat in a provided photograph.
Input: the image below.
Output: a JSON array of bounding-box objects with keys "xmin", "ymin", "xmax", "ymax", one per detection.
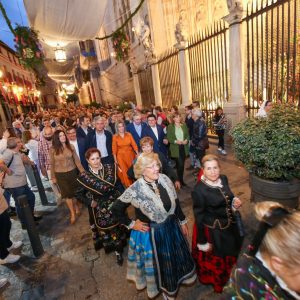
[{"xmin": 0, "ymin": 187, "xmax": 8, "ymax": 214}]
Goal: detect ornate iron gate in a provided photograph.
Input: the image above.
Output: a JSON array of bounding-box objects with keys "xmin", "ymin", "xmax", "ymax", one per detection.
[
  {"xmin": 245, "ymin": 0, "xmax": 300, "ymax": 117},
  {"xmin": 137, "ymin": 67, "xmax": 155, "ymax": 109},
  {"xmin": 157, "ymin": 48, "xmax": 182, "ymax": 108}
]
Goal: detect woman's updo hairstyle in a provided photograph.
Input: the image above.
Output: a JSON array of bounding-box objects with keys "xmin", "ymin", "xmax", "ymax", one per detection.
[{"xmin": 254, "ymin": 201, "xmax": 300, "ymax": 269}]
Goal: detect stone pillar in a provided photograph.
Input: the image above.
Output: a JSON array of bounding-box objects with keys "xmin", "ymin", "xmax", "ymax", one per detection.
[
  {"xmin": 175, "ymin": 42, "xmax": 192, "ymax": 108},
  {"xmin": 223, "ymin": 1, "xmax": 246, "ymax": 129},
  {"xmin": 151, "ymin": 62, "xmax": 162, "ymax": 107}
]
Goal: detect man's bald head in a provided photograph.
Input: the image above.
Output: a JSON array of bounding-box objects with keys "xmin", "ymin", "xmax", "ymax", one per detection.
[{"xmin": 43, "ymin": 126, "xmax": 53, "ymax": 141}]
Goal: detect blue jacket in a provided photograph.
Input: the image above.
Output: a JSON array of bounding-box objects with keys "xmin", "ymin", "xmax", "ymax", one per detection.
[
  {"xmin": 76, "ymin": 126, "xmax": 93, "ymax": 140},
  {"xmin": 126, "ymin": 122, "xmax": 146, "ymax": 149},
  {"xmin": 77, "ymin": 137, "xmax": 88, "ymax": 170},
  {"xmin": 85, "ymin": 129, "xmax": 114, "ymax": 164},
  {"xmin": 141, "ymin": 124, "xmax": 168, "ymax": 157}
]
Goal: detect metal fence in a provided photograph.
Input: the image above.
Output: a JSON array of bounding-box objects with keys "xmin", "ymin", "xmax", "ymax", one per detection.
[
  {"xmin": 156, "ymin": 48, "xmax": 182, "ymax": 108},
  {"xmin": 188, "ymin": 21, "xmax": 229, "ymax": 112},
  {"xmin": 245, "ymin": 0, "xmax": 300, "ymax": 117},
  {"xmin": 137, "ymin": 67, "xmax": 155, "ymax": 109}
]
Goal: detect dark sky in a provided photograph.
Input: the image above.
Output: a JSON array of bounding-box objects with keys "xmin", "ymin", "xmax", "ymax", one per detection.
[{"xmin": 0, "ymin": 0, "xmax": 28, "ymax": 49}]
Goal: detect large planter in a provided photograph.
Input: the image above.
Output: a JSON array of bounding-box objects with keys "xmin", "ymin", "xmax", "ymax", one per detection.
[{"xmin": 249, "ymin": 174, "xmax": 300, "ymax": 208}]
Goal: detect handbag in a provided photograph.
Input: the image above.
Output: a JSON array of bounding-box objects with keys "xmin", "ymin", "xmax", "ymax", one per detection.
[
  {"xmin": 197, "ymin": 136, "xmax": 209, "ymax": 151},
  {"xmin": 234, "ymin": 210, "xmax": 245, "ymax": 237}
]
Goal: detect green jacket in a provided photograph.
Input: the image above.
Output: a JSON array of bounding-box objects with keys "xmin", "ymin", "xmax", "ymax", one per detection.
[{"xmin": 167, "ymin": 123, "xmax": 189, "ymax": 158}]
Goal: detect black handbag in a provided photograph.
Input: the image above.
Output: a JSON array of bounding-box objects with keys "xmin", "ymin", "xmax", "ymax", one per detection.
[{"xmin": 234, "ymin": 210, "xmax": 245, "ymax": 237}]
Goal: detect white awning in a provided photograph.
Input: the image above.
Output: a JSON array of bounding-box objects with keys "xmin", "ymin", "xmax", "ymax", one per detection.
[{"xmin": 24, "ymin": 0, "xmax": 108, "ymax": 46}]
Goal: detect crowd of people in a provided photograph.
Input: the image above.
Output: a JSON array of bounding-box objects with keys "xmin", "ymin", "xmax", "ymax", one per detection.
[{"xmin": 0, "ymin": 101, "xmax": 299, "ymax": 299}]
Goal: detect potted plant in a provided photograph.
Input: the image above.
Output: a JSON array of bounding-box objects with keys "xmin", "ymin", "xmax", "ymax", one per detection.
[{"xmin": 231, "ymin": 104, "xmax": 300, "ymax": 208}]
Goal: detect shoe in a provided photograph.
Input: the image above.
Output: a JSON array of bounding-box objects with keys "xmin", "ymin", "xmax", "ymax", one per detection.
[
  {"xmin": 33, "ymin": 215, "xmax": 43, "ymax": 221},
  {"xmin": 116, "ymin": 253, "xmax": 123, "ymax": 266},
  {"xmin": 221, "ymin": 150, "xmax": 227, "ymax": 155},
  {"xmin": 217, "ymin": 147, "xmax": 222, "ymax": 152},
  {"xmin": 7, "ymin": 241, "xmax": 23, "ymax": 251},
  {"xmin": 0, "ymin": 278, "xmax": 8, "ymax": 288},
  {"xmin": 0, "ymin": 254, "xmax": 20, "ymax": 265}
]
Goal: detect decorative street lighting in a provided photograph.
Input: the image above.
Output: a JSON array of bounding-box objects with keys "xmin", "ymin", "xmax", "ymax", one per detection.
[{"xmin": 54, "ymin": 46, "xmax": 67, "ymax": 62}]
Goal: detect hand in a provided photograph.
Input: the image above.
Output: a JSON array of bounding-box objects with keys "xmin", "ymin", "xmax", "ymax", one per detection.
[
  {"xmin": 174, "ymin": 181, "xmax": 181, "ymax": 190},
  {"xmin": 3, "ymin": 130, "xmax": 10, "ymax": 139},
  {"xmin": 132, "ymin": 219, "xmax": 149, "ymax": 232},
  {"xmin": 163, "ymin": 138, "xmax": 169, "ymax": 145},
  {"xmin": 181, "ymin": 223, "xmax": 189, "ymax": 237},
  {"xmin": 183, "ymin": 139, "xmax": 188, "ymax": 145},
  {"xmin": 176, "ymin": 140, "xmax": 182, "ymax": 145},
  {"xmin": 233, "ymin": 198, "xmax": 242, "ymax": 209},
  {"xmin": 91, "ymin": 200, "xmax": 97, "ymax": 208},
  {"xmin": 6, "ymin": 168, "xmax": 12, "ymax": 176},
  {"xmin": 41, "ymin": 167, "xmax": 47, "ymax": 177}
]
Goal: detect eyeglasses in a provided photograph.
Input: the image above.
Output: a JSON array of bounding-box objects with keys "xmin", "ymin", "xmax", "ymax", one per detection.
[{"xmin": 145, "ymin": 163, "xmax": 160, "ymax": 170}]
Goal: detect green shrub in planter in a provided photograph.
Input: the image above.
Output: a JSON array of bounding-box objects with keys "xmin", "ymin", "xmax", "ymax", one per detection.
[{"xmin": 231, "ymin": 104, "xmax": 300, "ymax": 181}]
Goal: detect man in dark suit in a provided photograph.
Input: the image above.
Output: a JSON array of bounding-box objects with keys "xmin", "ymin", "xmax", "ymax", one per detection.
[
  {"xmin": 66, "ymin": 127, "xmax": 88, "ymax": 170},
  {"xmin": 85, "ymin": 116, "xmax": 114, "ymax": 164},
  {"xmin": 76, "ymin": 116, "xmax": 92, "ymax": 140},
  {"xmin": 126, "ymin": 112, "xmax": 146, "ymax": 150},
  {"xmin": 141, "ymin": 114, "xmax": 168, "ymax": 157}
]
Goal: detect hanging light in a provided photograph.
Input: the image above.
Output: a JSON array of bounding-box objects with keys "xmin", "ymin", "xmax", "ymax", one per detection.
[{"xmin": 55, "ymin": 45, "xmax": 67, "ymax": 62}]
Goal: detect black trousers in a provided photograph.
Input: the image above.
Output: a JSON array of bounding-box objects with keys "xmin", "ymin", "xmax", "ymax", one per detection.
[
  {"xmin": 216, "ymin": 130, "xmax": 225, "ymax": 149},
  {"xmin": 175, "ymin": 145, "xmax": 186, "ymax": 184},
  {"xmin": 0, "ymin": 210, "xmax": 13, "ymax": 259}
]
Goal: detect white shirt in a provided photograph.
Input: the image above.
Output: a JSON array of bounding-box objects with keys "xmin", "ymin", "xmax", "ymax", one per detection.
[
  {"xmin": 70, "ymin": 140, "xmax": 80, "ymax": 158},
  {"xmin": 96, "ymin": 131, "xmax": 108, "ymax": 158},
  {"xmin": 81, "ymin": 126, "xmax": 88, "ymax": 135},
  {"xmin": 25, "ymin": 139, "xmax": 39, "ymax": 161},
  {"xmin": 151, "ymin": 126, "xmax": 159, "ymax": 140}
]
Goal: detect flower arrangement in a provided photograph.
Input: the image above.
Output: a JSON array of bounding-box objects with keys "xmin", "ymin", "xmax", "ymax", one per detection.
[
  {"xmin": 14, "ymin": 26, "xmax": 44, "ymax": 70},
  {"xmin": 111, "ymin": 30, "xmax": 130, "ymax": 62}
]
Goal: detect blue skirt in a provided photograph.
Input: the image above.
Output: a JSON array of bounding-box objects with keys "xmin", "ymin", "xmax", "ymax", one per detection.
[
  {"xmin": 127, "ymin": 215, "xmax": 195, "ymax": 298},
  {"xmin": 151, "ymin": 214, "xmax": 196, "ymax": 296}
]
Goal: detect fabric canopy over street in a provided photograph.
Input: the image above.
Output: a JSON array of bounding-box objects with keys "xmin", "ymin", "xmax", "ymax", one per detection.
[{"xmin": 23, "ymin": 0, "xmax": 108, "ymax": 46}]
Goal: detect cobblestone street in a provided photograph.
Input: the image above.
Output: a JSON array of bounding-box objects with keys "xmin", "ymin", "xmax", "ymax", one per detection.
[{"xmin": 0, "ymin": 141, "xmax": 257, "ymax": 300}]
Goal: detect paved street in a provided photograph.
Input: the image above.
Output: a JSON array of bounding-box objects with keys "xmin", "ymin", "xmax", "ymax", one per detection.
[{"xmin": 0, "ymin": 141, "xmax": 257, "ymax": 300}]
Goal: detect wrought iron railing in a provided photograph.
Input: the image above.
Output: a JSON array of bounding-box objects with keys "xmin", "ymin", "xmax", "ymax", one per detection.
[
  {"xmin": 156, "ymin": 48, "xmax": 182, "ymax": 108},
  {"xmin": 188, "ymin": 21, "xmax": 229, "ymax": 112},
  {"xmin": 137, "ymin": 67, "xmax": 155, "ymax": 109},
  {"xmin": 244, "ymin": 0, "xmax": 300, "ymax": 117}
]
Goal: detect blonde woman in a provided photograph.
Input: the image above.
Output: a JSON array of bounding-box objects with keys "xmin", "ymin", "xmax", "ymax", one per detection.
[
  {"xmin": 223, "ymin": 202, "xmax": 300, "ymax": 299},
  {"xmin": 112, "ymin": 153, "xmax": 196, "ymax": 299},
  {"xmin": 112, "ymin": 121, "xmax": 138, "ymax": 187}
]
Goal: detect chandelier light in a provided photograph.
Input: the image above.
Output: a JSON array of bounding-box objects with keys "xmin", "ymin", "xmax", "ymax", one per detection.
[{"xmin": 55, "ymin": 46, "xmax": 67, "ymax": 62}]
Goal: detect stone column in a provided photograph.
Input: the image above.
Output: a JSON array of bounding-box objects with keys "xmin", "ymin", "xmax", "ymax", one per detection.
[
  {"xmin": 151, "ymin": 62, "xmax": 162, "ymax": 107},
  {"xmin": 223, "ymin": 1, "xmax": 246, "ymax": 128},
  {"xmin": 175, "ymin": 42, "xmax": 192, "ymax": 108},
  {"xmin": 130, "ymin": 61, "xmax": 142, "ymax": 107}
]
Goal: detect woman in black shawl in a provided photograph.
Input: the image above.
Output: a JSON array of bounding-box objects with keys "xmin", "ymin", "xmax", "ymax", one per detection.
[{"xmin": 77, "ymin": 148, "xmax": 127, "ymax": 265}]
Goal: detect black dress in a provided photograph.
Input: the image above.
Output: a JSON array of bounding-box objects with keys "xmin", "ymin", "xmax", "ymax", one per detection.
[
  {"xmin": 191, "ymin": 175, "xmax": 243, "ymax": 293},
  {"xmin": 77, "ymin": 164, "xmax": 127, "ymax": 252}
]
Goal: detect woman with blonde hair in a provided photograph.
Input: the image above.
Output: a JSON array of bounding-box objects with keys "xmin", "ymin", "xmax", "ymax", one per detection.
[
  {"xmin": 112, "ymin": 120, "xmax": 138, "ymax": 187},
  {"xmin": 112, "ymin": 152, "xmax": 196, "ymax": 299},
  {"xmin": 223, "ymin": 202, "xmax": 300, "ymax": 299}
]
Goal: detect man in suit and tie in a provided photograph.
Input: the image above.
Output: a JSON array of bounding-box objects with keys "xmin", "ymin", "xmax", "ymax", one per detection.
[
  {"xmin": 126, "ymin": 112, "xmax": 146, "ymax": 150},
  {"xmin": 142, "ymin": 114, "xmax": 168, "ymax": 157},
  {"xmin": 66, "ymin": 127, "xmax": 88, "ymax": 170},
  {"xmin": 76, "ymin": 116, "xmax": 92, "ymax": 140},
  {"xmin": 85, "ymin": 116, "xmax": 114, "ymax": 164}
]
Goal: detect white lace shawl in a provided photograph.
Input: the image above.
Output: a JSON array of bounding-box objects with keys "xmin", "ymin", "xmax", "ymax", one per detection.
[{"xmin": 118, "ymin": 173, "xmax": 177, "ymax": 224}]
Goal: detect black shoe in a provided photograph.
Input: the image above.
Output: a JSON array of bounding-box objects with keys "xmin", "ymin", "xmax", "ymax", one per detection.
[
  {"xmin": 116, "ymin": 253, "xmax": 123, "ymax": 266},
  {"xmin": 33, "ymin": 215, "xmax": 43, "ymax": 222}
]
